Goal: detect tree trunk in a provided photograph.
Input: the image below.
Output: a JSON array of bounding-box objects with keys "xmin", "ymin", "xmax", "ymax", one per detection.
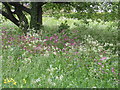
[
  {"xmin": 30, "ymin": 2, "xmax": 42, "ymax": 31},
  {"xmin": 15, "ymin": 6, "xmax": 29, "ymax": 34}
]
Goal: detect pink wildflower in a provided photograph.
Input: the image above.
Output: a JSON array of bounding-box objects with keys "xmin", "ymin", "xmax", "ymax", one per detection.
[
  {"xmin": 74, "ymin": 52, "xmax": 78, "ymax": 55},
  {"xmin": 102, "ymin": 65, "xmax": 104, "ymax": 68},
  {"xmin": 100, "ymin": 57, "xmax": 107, "ymax": 60},
  {"xmin": 70, "ymin": 39, "xmax": 74, "ymax": 42},
  {"xmin": 103, "ymin": 51, "xmax": 106, "ymax": 53},
  {"xmin": 10, "ymin": 37, "xmax": 14, "ymax": 40},
  {"xmin": 54, "ymin": 39, "xmax": 58, "ymax": 43},
  {"xmin": 55, "ymin": 36, "xmax": 58, "ymax": 39},
  {"xmin": 75, "ymin": 52, "xmax": 78, "ymax": 53},
  {"xmin": 23, "ymin": 47, "xmax": 27, "ymax": 50},
  {"xmin": 36, "ymin": 38, "xmax": 39, "ymax": 40},
  {"xmin": 54, "ymin": 34, "xmax": 57, "ymax": 36},
  {"xmin": 74, "ymin": 37, "xmax": 77, "ymax": 39},
  {"xmin": 50, "ymin": 37, "xmax": 53, "ymax": 40},
  {"xmin": 70, "ymin": 43, "xmax": 75, "ymax": 46},
  {"xmin": 98, "ymin": 63, "xmax": 102, "ymax": 65},
  {"xmin": 34, "ymin": 46, "xmax": 41, "ymax": 50},
  {"xmin": 111, "ymin": 67, "xmax": 114, "ymax": 72},
  {"xmin": 32, "ymin": 37, "xmax": 35, "ymax": 39},
  {"xmin": 94, "ymin": 59, "xmax": 98, "ymax": 62},
  {"xmin": 44, "ymin": 39, "xmax": 49, "ymax": 41},
  {"xmin": 46, "ymin": 36, "xmax": 49, "ymax": 38},
  {"xmin": 2, "ymin": 27, "xmax": 7, "ymax": 29},
  {"xmin": 63, "ymin": 34, "xmax": 66, "ymax": 37}
]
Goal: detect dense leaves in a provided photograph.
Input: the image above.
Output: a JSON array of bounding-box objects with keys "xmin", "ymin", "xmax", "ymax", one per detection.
[{"xmin": 43, "ymin": 2, "xmax": 119, "ymax": 21}]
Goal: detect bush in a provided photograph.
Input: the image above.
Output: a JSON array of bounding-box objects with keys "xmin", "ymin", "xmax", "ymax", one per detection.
[{"xmin": 58, "ymin": 20, "xmax": 70, "ymax": 33}]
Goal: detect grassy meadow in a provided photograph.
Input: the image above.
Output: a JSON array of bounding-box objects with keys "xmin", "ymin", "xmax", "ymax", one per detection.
[{"xmin": 1, "ymin": 16, "xmax": 119, "ymax": 88}]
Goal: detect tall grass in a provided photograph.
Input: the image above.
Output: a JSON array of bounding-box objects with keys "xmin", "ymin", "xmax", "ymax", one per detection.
[{"xmin": 1, "ymin": 17, "xmax": 119, "ymax": 88}]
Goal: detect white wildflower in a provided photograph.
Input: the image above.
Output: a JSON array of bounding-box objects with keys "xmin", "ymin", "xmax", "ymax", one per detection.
[
  {"xmin": 35, "ymin": 78, "xmax": 41, "ymax": 82},
  {"xmin": 48, "ymin": 78, "xmax": 52, "ymax": 83},
  {"xmin": 52, "ymin": 82, "xmax": 56, "ymax": 86},
  {"xmin": 59, "ymin": 75, "xmax": 63, "ymax": 80},
  {"xmin": 109, "ymin": 43, "xmax": 113, "ymax": 46},
  {"xmin": 28, "ymin": 44, "xmax": 32, "ymax": 46},
  {"xmin": 53, "ymin": 52, "xmax": 57, "ymax": 55}
]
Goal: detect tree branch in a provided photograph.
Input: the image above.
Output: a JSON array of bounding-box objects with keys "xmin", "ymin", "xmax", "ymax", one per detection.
[
  {"xmin": 14, "ymin": 6, "xmax": 29, "ymax": 33},
  {"xmin": 0, "ymin": 9, "xmax": 19, "ymax": 26},
  {"xmin": 8, "ymin": 2, "xmax": 31, "ymax": 14}
]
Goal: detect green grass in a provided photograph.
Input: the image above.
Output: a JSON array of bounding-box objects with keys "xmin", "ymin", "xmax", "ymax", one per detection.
[{"xmin": 1, "ymin": 17, "xmax": 119, "ymax": 88}]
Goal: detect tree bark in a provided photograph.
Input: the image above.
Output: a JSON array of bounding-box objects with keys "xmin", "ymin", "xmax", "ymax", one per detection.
[
  {"xmin": 30, "ymin": 2, "xmax": 43, "ymax": 31},
  {"xmin": 2, "ymin": 2, "xmax": 20, "ymax": 26}
]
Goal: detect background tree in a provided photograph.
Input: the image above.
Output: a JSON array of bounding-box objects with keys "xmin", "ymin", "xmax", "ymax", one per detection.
[{"xmin": 0, "ymin": 2, "xmax": 118, "ymax": 34}]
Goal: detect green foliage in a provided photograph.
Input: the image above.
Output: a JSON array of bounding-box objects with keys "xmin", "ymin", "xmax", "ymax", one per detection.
[
  {"xmin": 58, "ymin": 20, "xmax": 70, "ymax": 33},
  {"xmin": 43, "ymin": 2, "xmax": 119, "ymax": 22},
  {"xmin": 0, "ymin": 15, "xmax": 7, "ymax": 23}
]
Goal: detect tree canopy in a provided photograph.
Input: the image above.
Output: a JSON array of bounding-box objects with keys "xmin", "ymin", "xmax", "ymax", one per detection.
[{"xmin": 0, "ymin": 2, "xmax": 119, "ymax": 34}]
